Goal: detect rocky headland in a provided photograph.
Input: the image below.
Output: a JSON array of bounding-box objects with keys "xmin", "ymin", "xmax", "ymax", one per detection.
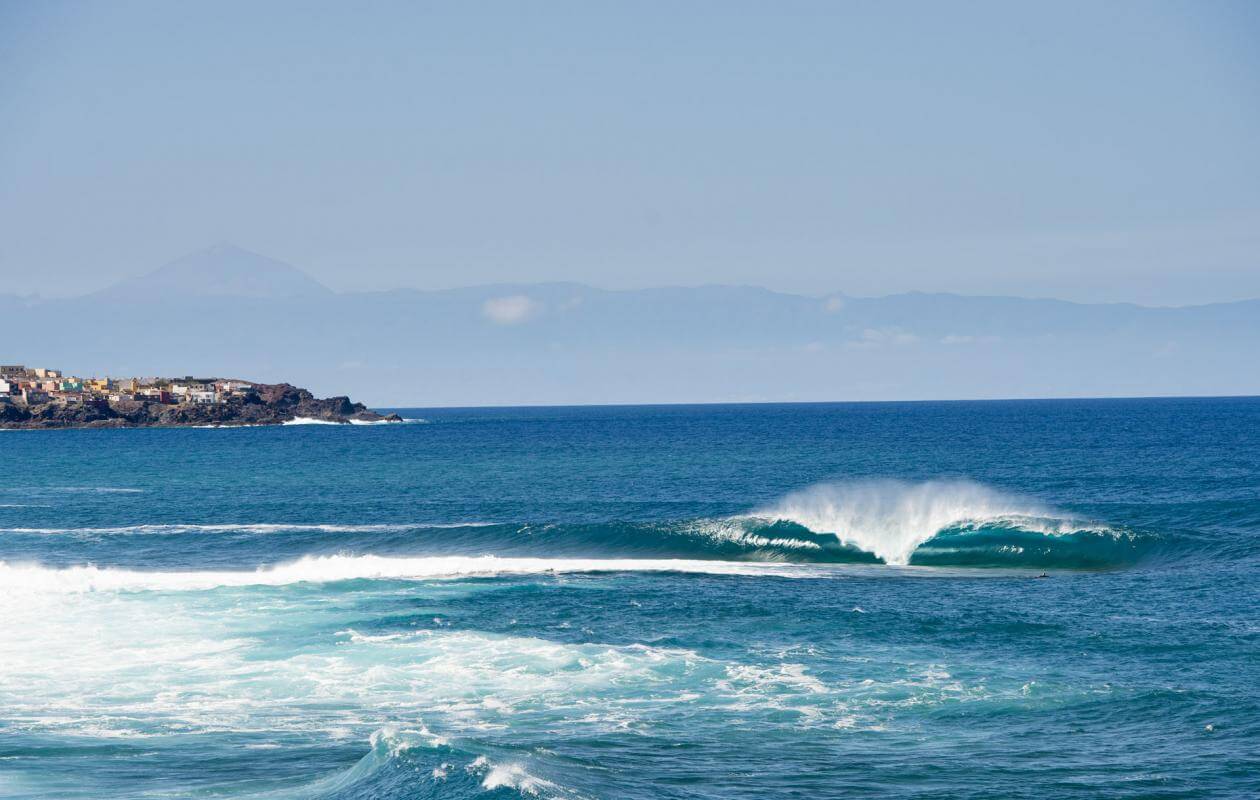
[{"xmin": 0, "ymin": 383, "xmax": 402, "ymax": 430}]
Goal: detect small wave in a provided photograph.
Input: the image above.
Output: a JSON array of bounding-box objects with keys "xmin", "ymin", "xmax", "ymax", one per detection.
[
  {"xmin": 261, "ymin": 726, "xmax": 577, "ymax": 799},
  {"xmin": 473, "ymin": 755, "xmax": 559, "ymax": 796},
  {"xmin": 0, "ymin": 555, "xmax": 822, "ymax": 593},
  {"xmin": 282, "ymin": 417, "xmax": 345, "ymax": 426},
  {"xmin": 0, "ymin": 486, "xmax": 144, "ymax": 494},
  {"xmin": 747, "ymin": 479, "xmax": 1124, "ymax": 566},
  {"xmin": 0, "ymin": 522, "xmax": 492, "ymax": 536}
]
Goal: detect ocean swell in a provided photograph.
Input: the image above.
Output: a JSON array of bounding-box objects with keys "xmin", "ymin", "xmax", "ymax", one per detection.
[{"xmin": 0, "ymin": 481, "xmax": 1148, "ymax": 572}]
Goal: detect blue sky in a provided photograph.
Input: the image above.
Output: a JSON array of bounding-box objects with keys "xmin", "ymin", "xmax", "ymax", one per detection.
[{"xmin": 2, "ymin": 0, "xmax": 1258, "ymax": 304}]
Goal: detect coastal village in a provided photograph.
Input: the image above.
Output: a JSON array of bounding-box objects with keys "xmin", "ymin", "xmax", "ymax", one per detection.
[
  {"xmin": 0, "ymin": 364, "xmax": 398, "ymax": 428},
  {"xmin": 0, "ymin": 365, "xmax": 254, "ymax": 407}
]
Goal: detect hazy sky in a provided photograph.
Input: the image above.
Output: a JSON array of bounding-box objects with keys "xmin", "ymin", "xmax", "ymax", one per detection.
[{"xmin": 2, "ymin": 0, "xmax": 1258, "ymax": 305}]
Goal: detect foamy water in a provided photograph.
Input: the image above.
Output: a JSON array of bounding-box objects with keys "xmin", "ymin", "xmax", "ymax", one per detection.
[{"xmin": 0, "ymin": 555, "xmax": 820, "ymax": 593}]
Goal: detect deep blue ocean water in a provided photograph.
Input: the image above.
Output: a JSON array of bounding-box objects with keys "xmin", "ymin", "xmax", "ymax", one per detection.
[{"xmin": 1, "ymin": 398, "xmax": 1258, "ymax": 799}]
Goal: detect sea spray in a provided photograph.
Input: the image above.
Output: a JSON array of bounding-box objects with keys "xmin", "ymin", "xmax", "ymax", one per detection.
[{"xmin": 748, "ymin": 479, "xmax": 1099, "ymax": 565}]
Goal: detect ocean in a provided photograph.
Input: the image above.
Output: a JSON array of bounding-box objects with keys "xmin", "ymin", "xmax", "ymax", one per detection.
[{"xmin": 1, "ymin": 398, "xmax": 1258, "ymax": 799}]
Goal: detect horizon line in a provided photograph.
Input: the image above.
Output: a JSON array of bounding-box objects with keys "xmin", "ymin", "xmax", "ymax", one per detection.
[{"xmin": 371, "ymin": 393, "xmax": 1260, "ymax": 411}]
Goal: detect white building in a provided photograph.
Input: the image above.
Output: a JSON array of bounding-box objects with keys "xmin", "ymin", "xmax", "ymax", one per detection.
[{"xmin": 216, "ymin": 380, "xmax": 254, "ymax": 394}]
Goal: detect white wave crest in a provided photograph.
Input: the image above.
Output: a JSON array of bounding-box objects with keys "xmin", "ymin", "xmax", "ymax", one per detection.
[
  {"xmin": 0, "ymin": 521, "xmax": 491, "ymax": 536},
  {"xmin": 0, "ymin": 555, "xmax": 822, "ymax": 593},
  {"xmin": 749, "ymin": 479, "xmax": 1097, "ymax": 565},
  {"xmin": 684, "ymin": 520, "xmax": 822, "ymax": 553},
  {"xmin": 282, "ymin": 417, "xmax": 345, "ymax": 425},
  {"xmin": 475, "ymin": 757, "xmax": 558, "ymax": 796}
]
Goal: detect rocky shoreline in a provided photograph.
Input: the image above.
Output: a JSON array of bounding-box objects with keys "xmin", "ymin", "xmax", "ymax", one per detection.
[{"xmin": 0, "ymin": 383, "xmax": 402, "ymax": 430}]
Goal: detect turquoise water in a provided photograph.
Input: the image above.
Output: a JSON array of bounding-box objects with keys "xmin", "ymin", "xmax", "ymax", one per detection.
[{"xmin": 1, "ymin": 399, "xmax": 1258, "ymax": 798}]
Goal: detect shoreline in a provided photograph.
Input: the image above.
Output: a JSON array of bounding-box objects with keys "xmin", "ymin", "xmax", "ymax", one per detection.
[
  {"xmin": 0, "ymin": 412, "xmax": 404, "ymax": 431},
  {"xmin": 0, "ymin": 381, "xmax": 402, "ymax": 430}
]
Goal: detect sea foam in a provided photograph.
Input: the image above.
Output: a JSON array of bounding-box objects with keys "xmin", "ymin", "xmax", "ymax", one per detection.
[{"xmin": 0, "ymin": 555, "xmax": 820, "ymax": 593}]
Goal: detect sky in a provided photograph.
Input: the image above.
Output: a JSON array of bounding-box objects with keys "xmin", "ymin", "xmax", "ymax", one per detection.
[{"xmin": 2, "ymin": 0, "xmax": 1258, "ymax": 305}]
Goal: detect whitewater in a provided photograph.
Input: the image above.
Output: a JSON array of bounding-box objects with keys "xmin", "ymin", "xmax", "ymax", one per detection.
[{"xmin": 1, "ymin": 398, "xmax": 1257, "ymax": 798}]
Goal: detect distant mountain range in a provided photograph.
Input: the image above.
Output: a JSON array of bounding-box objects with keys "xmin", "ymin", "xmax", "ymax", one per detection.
[
  {"xmin": 4, "ymin": 244, "xmax": 1257, "ymax": 405},
  {"xmin": 87, "ymin": 243, "xmax": 333, "ymax": 302}
]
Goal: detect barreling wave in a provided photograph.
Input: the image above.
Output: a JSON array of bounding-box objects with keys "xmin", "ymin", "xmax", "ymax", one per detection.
[{"xmin": 742, "ymin": 479, "xmax": 1145, "ymax": 568}]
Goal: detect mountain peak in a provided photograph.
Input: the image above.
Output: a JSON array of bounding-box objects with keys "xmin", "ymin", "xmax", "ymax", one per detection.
[{"xmin": 91, "ymin": 244, "xmax": 333, "ymax": 301}]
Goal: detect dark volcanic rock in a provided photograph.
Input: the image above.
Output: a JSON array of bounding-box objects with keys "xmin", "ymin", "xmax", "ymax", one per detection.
[
  {"xmin": 255, "ymin": 383, "xmax": 309, "ymax": 408},
  {"xmin": 0, "ymin": 382, "xmax": 399, "ymax": 430},
  {"xmin": 0, "ymin": 402, "xmax": 31, "ymax": 424},
  {"xmin": 250, "ymin": 383, "xmax": 388, "ymax": 422}
]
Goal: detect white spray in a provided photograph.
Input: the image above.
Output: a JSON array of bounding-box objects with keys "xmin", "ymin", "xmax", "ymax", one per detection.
[{"xmin": 750, "ymin": 479, "xmax": 1067, "ymax": 565}]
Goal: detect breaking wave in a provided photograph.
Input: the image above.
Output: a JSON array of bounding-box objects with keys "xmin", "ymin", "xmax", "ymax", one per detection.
[
  {"xmin": 0, "ymin": 481, "xmax": 1154, "ymax": 572},
  {"xmin": 745, "ymin": 479, "xmax": 1136, "ymax": 566}
]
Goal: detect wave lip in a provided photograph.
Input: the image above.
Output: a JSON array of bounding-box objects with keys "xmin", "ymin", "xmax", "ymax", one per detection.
[{"xmin": 747, "ymin": 479, "xmax": 1119, "ymax": 566}]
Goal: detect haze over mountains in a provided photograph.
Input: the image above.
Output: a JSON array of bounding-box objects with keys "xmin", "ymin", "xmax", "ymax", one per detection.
[
  {"xmin": 4, "ymin": 244, "xmax": 1257, "ymax": 406},
  {"xmin": 88, "ymin": 244, "xmax": 334, "ymax": 302}
]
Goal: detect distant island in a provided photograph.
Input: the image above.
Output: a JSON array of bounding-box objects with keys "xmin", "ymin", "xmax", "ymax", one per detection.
[{"xmin": 0, "ymin": 364, "xmax": 401, "ymax": 429}]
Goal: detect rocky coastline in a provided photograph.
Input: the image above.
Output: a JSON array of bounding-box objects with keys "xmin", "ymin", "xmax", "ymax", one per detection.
[{"xmin": 0, "ymin": 383, "xmax": 402, "ymax": 430}]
